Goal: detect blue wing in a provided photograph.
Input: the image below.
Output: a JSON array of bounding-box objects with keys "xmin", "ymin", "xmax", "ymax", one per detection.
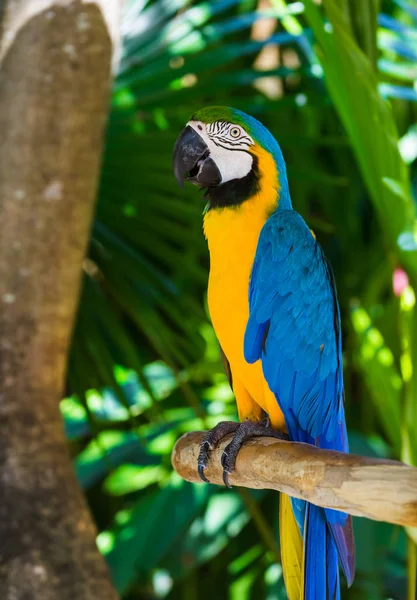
[
  {"xmin": 245, "ymin": 209, "xmax": 343, "ymax": 443},
  {"xmin": 244, "ymin": 209, "xmax": 355, "ymax": 590}
]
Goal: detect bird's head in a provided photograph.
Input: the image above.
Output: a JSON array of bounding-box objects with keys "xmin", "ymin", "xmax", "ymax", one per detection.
[{"xmin": 172, "ymin": 106, "xmax": 290, "ymax": 210}]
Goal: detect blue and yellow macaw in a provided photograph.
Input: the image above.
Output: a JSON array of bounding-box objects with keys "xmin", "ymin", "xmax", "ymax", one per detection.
[{"xmin": 173, "ymin": 106, "xmax": 355, "ymax": 599}]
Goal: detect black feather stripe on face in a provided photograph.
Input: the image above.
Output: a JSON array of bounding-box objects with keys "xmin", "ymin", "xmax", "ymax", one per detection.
[
  {"xmin": 205, "ymin": 154, "xmax": 260, "ymax": 210},
  {"xmin": 206, "ymin": 120, "xmax": 253, "ymax": 151}
]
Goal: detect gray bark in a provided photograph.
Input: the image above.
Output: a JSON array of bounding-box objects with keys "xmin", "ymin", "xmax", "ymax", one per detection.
[{"xmin": 0, "ymin": 1, "xmax": 120, "ymax": 598}]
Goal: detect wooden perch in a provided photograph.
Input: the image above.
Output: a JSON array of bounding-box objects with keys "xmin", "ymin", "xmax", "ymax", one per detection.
[{"xmin": 172, "ymin": 431, "xmax": 417, "ymax": 528}]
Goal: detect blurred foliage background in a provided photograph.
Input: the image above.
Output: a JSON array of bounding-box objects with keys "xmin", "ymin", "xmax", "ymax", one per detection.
[{"xmin": 62, "ymin": 0, "xmax": 417, "ymax": 598}]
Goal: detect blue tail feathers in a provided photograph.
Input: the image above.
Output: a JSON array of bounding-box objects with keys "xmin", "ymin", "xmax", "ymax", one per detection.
[{"xmin": 304, "ymin": 504, "xmax": 340, "ymax": 600}]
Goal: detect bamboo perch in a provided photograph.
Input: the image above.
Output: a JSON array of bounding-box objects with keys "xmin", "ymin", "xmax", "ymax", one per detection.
[{"xmin": 172, "ymin": 431, "xmax": 417, "ymax": 528}]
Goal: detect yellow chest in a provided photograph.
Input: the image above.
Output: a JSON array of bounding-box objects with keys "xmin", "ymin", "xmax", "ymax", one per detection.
[
  {"xmin": 204, "ymin": 201, "xmax": 266, "ymax": 368},
  {"xmin": 203, "ymin": 145, "xmax": 280, "ymax": 393},
  {"xmin": 202, "ymin": 147, "xmax": 286, "ymax": 428}
]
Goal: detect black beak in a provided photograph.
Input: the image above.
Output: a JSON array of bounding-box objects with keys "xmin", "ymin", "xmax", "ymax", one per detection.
[{"xmin": 172, "ymin": 125, "xmax": 221, "ymax": 189}]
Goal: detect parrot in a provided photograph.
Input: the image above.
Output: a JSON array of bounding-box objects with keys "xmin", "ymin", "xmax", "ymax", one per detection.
[{"xmin": 172, "ymin": 106, "xmax": 355, "ymax": 599}]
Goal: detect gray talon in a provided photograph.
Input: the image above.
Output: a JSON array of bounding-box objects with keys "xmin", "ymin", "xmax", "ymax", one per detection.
[
  {"xmin": 196, "ymin": 421, "xmax": 240, "ymax": 483},
  {"xmin": 223, "ymin": 469, "xmax": 232, "ymax": 488},
  {"xmin": 220, "ymin": 419, "xmax": 288, "ymax": 486},
  {"xmin": 221, "ymin": 450, "xmax": 228, "ymax": 468},
  {"xmin": 198, "ymin": 463, "xmax": 210, "ymax": 483},
  {"xmin": 197, "ymin": 419, "xmax": 286, "ymax": 485}
]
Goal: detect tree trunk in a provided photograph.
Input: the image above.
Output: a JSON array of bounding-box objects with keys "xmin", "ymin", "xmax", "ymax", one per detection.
[{"xmin": 0, "ymin": 1, "xmax": 120, "ymax": 598}]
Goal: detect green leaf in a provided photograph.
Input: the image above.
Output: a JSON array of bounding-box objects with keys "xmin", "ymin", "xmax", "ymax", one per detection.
[
  {"xmin": 76, "ymin": 431, "xmax": 159, "ymax": 489},
  {"xmin": 351, "ymin": 304, "xmax": 402, "ymax": 454},
  {"xmin": 304, "ymin": 0, "xmax": 417, "ymax": 278},
  {"xmin": 103, "ymin": 480, "xmax": 212, "ymax": 594}
]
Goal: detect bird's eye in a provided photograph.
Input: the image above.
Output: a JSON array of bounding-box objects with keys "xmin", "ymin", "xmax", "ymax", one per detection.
[{"xmin": 230, "ymin": 127, "xmax": 241, "ymax": 138}]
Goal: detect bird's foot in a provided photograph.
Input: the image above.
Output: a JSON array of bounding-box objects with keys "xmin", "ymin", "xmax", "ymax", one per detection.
[
  {"xmin": 221, "ymin": 419, "xmax": 289, "ymax": 488},
  {"xmin": 197, "ymin": 421, "xmax": 240, "ymax": 483}
]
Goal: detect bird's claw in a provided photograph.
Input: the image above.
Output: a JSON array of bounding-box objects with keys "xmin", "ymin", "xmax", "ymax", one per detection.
[
  {"xmin": 197, "ymin": 421, "xmax": 239, "ymax": 483},
  {"xmin": 198, "ymin": 440, "xmax": 211, "ymax": 482},
  {"xmin": 220, "ymin": 419, "xmax": 289, "ymax": 488},
  {"xmin": 222, "ymin": 468, "xmax": 232, "ymax": 489},
  {"xmin": 220, "ymin": 449, "xmax": 228, "ymax": 469},
  {"xmin": 197, "ymin": 418, "xmax": 288, "ymax": 487},
  {"xmin": 198, "ymin": 463, "xmax": 210, "ymax": 483}
]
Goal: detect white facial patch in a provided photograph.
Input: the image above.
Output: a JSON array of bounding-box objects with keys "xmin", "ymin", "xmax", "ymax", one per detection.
[{"xmin": 188, "ymin": 120, "xmax": 254, "ymax": 184}]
